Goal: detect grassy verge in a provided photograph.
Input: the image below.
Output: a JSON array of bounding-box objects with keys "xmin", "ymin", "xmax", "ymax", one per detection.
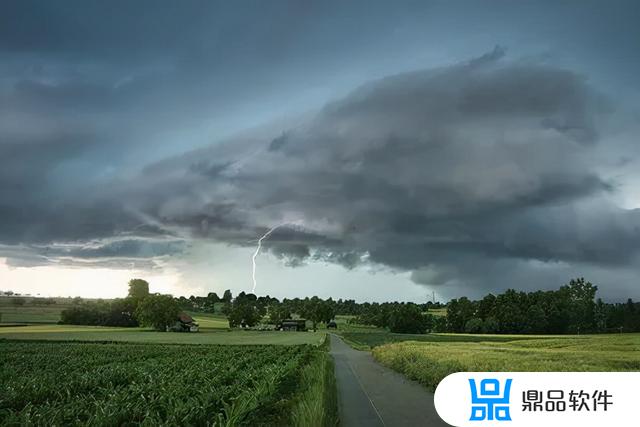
[
  {"xmin": 290, "ymin": 335, "xmax": 339, "ymax": 427},
  {"xmin": 372, "ymin": 334, "xmax": 640, "ymax": 391}
]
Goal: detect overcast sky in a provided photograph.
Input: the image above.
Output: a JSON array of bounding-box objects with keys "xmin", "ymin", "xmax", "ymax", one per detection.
[{"xmin": 1, "ymin": 1, "xmax": 640, "ymax": 302}]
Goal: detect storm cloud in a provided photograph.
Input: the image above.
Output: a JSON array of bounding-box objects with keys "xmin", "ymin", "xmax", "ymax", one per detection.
[
  {"xmin": 95, "ymin": 50, "xmax": 638, "ymax": 293},
  {"xmin": 2, "ymin": 1, "xmax": 640, "ymax": 299}
]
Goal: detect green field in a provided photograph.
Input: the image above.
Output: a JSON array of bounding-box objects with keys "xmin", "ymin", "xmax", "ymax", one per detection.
[
  {"xmin": 427, "ymin": 308, "xmax": 447, "ymax": 317},
  {"xmin": 340, "ymin": 331, "xmax": 539, "ymax": 349},
  {"xmin": 0, "ymin": 324, "xmax": 325, "ymax": 345},
  {"xmin": 0, "ymin": 304, "xmax": 67, "ymax": 324},
  {"xmin": 0, "ymin": 340, "xmax": 337, "ymax": 426},
  {"xmin": 186, "ymin": 311, "xmax": 230, "ymax": 329},
  {"xmin": 372, "ymin": 333, "xmax": 640, "ymax": 390}
]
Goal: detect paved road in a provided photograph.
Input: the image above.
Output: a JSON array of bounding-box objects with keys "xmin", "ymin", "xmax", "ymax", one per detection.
[{"xmin": 330, "ymin": 334, "xmax": 449, "ymax": 427}]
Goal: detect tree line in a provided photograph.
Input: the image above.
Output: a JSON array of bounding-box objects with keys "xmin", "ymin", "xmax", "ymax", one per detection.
[
  {"xmin": 60, "ymin": 279, "xmax": 182, "ymax": 330},
  {"xmin": 444, "ymin": 278, "xmax": 640, "ymax": 334},
  {"xmin": 57, "ymin": 277, "xmax": 640, "ymax": 334}
]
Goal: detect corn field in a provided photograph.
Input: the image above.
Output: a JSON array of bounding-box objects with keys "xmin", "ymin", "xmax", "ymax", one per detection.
[{"xmin": 0, "ymin": 341, "xmax": 317, "ymax": 426}]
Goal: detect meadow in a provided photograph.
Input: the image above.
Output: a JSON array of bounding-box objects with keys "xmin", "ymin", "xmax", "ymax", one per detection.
[
  {"xmin": 0, "ymin": 340, "xmax": 337, "ymax": 426},
  {"xmin": 0, "ymin": 300, "xmax": 69, "ymax": 324},
  {"xmin": 339, "ymin": 330, "xmax": 535, "ymax": 349},
  {"xmin": 372, "ymin": 333, "xmax": 640, "ymax": 390},
  {"xmin": 185, "ymin": 311, "xmax": 230, "ymax": 329}
]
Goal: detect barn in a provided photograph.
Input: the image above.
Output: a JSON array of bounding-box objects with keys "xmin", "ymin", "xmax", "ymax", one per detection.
[
  {"xmin": 167, "ymin": 313, "xmax": 199, "ymax": 332},
  {"xmin": 278, "ymin": 319, "xmax": 307, "ymax": 331}
]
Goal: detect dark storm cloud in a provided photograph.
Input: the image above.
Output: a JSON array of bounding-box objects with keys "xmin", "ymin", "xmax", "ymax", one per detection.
[
  {"xmin": 0, "ymin": 0, "xmax": 440, "ymax": 258},
  {"xmin": 1, "ymin": 0, "xmax": 639, "ymax": 299},
  {"xmin": 109, "ymin": 50, "xmax": 640, "ymax": 294},
  {"xmin": 0, "ymin": 237, "xmax": 186, "ymax": 270}
]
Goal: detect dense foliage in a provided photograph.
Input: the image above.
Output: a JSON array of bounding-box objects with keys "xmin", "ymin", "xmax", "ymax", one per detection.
[
  {"xmin": 0, "ymin": 341, "xmax": 325, "ymax": 426},
  {"xmin": 127, "ymin": 279, "xmax": 150, "ymax": 303},
  {"xmin": 445, "ymin": 278, "xmax": 640, "ymax": 334},
  {"xmin": 41, "ymin": 275, "xmax": 640, "ymax": 334},
  {"xmin": 227, "ymin": 292, "xmax": 265, "ymax": 327},
  {"xmin": 135, "ymin": 294, "xmax": 181, "ymax": 331},
  {"xmin": 59, "ymin": 298, "xmax": 138, "ymax": 327},
  {"xmin": 387, "ymin": 304, "xmax": 433, "ymax": 334}
]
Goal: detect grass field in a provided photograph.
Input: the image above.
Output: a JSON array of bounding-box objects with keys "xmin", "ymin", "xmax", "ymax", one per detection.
[
  {"xmin": 372, "ymin": 333, "xmax": 640, "ymax": 390},
  {"xmin": 185, "ymin": 311, "xmax": 230, "ymax": 329},
  {"xmin": 0, "ymin": 324, "xmax": 326, "ymax": 345},
  {"xmin": 0, "ymin": 304, "xmax": 67, "ymax": 324},
  {"xmin": 340, "ymin": 331, "xmax": 539, "ymax": 349},
  {"xmin": 427, "ymin": 308, "xmax": 447, "ymax": 317},
  {"xmin": 0, "ymin": 340, "xmax": 337, "ymax": 426}
]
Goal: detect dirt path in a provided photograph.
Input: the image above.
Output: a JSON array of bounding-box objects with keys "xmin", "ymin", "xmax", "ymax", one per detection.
[{"xmin": 330, "ymin": 334, "xmax": 449, "ymax": 427}]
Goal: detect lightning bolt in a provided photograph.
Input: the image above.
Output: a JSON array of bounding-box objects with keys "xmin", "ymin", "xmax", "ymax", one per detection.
[{"xmin": 251, "ymin": 225, "xmax": 282, "ymax": 294}]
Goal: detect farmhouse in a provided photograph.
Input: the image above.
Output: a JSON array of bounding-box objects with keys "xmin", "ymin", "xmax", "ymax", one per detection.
[
  {"xmin": 168, "ymin": 313, "xmax": 199, "ymax": 332},
  {"xmin": 278, "ymin": 319, "xmax": 307, "ymax": 331}
]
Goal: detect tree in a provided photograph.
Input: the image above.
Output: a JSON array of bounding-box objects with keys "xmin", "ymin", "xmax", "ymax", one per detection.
[
  {"xmin": 227, "ymin": 299, "xmax": 262, "ymax": 328},
  {"xmin": 432, "ymin": 315, "xmax": 448, "ymax": 332},
  {"xmin": 388, "ymin": 304, "xmax": 430, "ymax": 334},
  {"xmin": 222, "ymin": 289, "xmax": 233, "ymax": 303},
  {"xmin": 594, "ymin": 298, "xmax": 607, "ymax": 332},
  {"xmin": 523, "ymin": 305, "xmax": 548, "ymax": 334},
  {"xmin": 563, "ymin": 277, "xmax": 597, "ymax": 333},
  {"xmin": 60, "ymin": 299, "xmax": 139, "ymax": 327},
  {"xmin": 205, "ymin": 292, "xmax": 220, "ymax": 311},
  {"xmin": 300, "ymin": 297, "xmax": 335, "ymax": 331},
  {"xmin": 135, "ymin": 294, "xmax": 180, "ymax": 331},
  {"xmin": 482, "ymin": 317, "xmax": 499, "ymax": 334},
  {"xmin": 477, "ymin": 294, "xmax": 497, "ymax": 320},
  {"xmin": 128, "ymin": 279, "xmax": 150, "ymax": 301},
  {"xmin": 494, "ymin": 290, "xmax": 526, "ymax": 333},
  {"xmin": 267, "ymin": 303, "xmax": 291, "ymax": 325},
  {"xmin": 465, "ymin": 318, "xmax": 484, "ymax": 334},
  {"xmin": 446, "ymin": 297, "xmax": 475, "ymax": 333}
]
